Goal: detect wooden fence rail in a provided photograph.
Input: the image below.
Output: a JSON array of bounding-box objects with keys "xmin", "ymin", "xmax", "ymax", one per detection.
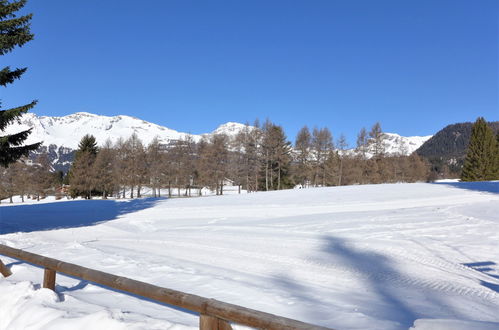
[{"xmin": 0, "ymin": 244, "xmax": 331, "ymax": 330}]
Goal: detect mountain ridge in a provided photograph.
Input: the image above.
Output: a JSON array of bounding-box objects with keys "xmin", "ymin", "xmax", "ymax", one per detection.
[{"xmin": 5, "ymin": 112, "xmax": 432, "ymax": 172}]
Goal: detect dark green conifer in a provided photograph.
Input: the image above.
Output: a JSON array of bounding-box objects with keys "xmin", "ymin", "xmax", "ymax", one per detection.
[
  {"xmin": 75, "ymin": 134, "xmax": 98, "ymax": 157},
  {"xmin": 0, "ymin": 0, "xmax": 40, "ymax": 167},
  {"xmin": 461, "ymin": 117, "xmax": 497, "ymax": 181},
  {"xmin": 68, "ymin": 135, "xmax": 99, "ymax": 199}
]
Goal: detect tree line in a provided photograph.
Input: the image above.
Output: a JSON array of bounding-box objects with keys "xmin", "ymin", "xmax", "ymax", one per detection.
[
  {"xmin": 61, "ymin": 120, "xmax": 428, "ymax": 200},
  {"xmin": 0, "ymin": 119, "xmax": 431, "ymax": 202}
]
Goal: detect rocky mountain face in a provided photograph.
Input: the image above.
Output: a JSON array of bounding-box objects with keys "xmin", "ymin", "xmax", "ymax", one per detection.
[{"xmin": 7, "ymin": 112, "xmax": 432, "ymax": 173}]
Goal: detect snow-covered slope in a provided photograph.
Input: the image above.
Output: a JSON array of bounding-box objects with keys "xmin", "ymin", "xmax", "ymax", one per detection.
[{"xmin": 0, "ymin": 182, "xmax": 498, "ymax": 329}]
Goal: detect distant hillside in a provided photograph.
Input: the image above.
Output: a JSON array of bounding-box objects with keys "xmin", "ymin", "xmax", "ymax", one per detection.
[{"xmin": 416, "ymin": 121, "xmax": 499, "ymax": 177}]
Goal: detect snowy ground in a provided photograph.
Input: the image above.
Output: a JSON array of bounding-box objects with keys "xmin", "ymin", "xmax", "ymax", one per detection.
[{"xmin": 0, "ymin": 182, "xmax": 498, "ymax": 329}]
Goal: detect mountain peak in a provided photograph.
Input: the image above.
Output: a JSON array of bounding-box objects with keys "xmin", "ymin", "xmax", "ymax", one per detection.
[{"xmin": 211, "ymin": 122, "xmax": 250, "ymax": 136}]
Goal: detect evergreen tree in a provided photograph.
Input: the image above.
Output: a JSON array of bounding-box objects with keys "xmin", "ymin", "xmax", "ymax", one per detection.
[
  {"xmin": 0, "ymin": 0, "xmax": 40, "ymax": 167},
  {"xmin": 75, "ymin": 134, "xmax": 98, "ymax": 156},
  {"xmin": 69, "ymin": 135, "xmax": 98, "ymax": 198},
  {"xmin": 461, "ymin": 117, "xmax": 498, "ymax": 181}
]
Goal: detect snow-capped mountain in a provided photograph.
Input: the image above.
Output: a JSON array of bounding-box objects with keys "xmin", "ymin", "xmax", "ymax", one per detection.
[
  {"xmin": 5, "ymin": 112, "xmax": 431, "ymax": 172},
  {"xmin": 209, "ymin": 122, "xmax": 249, "ymax": 137},
  {"xmin": 6, "ymin": 112, "xmax": 197, "ymax": 149},
  {"xmin": 382, "ymin": 133, "xmax": 432, "ymax": 155},
  {"xmin": 341, "ymin": 133, "xmax": 432, "ymax": 158},
  {"xmin": 5, "ymin": 112, "xmax": 252, "ymax": 172},
  {"xmin": 7, "ymin": 112, "xmax": 253, "ymax": 149}
]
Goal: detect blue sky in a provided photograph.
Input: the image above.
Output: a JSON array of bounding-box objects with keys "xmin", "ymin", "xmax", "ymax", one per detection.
[{"xmin": 3, "ymin": 0, "xmax": 498, "ymax": 145}]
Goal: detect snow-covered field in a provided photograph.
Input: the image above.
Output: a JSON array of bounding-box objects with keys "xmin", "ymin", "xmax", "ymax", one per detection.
[{"xmin": 0, "ymin": 182, "xmax": 498, "ymax": 330}]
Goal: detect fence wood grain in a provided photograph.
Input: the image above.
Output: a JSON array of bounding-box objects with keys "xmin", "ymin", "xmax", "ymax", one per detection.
[
  {"xmin": 43, "ymin": 268, "xmax": 56, "ymax": 290},
  {"xmin": 0, "ymin": 244, "xmax": 331, "ymax": 330},
  {"xmin": 0, "ymin": 259, "xmax": 12, "ymax": 277}
]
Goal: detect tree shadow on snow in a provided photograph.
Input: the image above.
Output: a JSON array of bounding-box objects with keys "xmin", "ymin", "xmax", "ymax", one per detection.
[
  {"xmin": 434, "ymin": 181, "xmax": 499, "ymax": 194},
  {"xmin": 271, "ymin": 236, "xmax": 421, "ymax": 328},
  {"xmin": 271, "ymin": 273, "xmax": 331, "ymax": 323},
  {"xmin": 463, "ymin": 261, "xmax": 499, "ymax": 292},
  {"xmin": 271, "ymin": 236, "xmax": 470, "ymax": 329},
  {"xmin": 0, "ymin": 198, "xmax": 164, "ymax": 235},
  {"xmin": 54, "ymin": 278, "xmax": 198, "ymax": 317},
  {"xmin": 321, "ymin": 236, "xmax": 419, "ymax": 328}
]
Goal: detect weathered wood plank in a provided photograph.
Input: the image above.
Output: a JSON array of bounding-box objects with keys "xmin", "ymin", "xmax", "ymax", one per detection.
[
  {"xmin": 0, "ymin": 259, "xmax": 12, "ymax": 277},
  {"xmin": 200, "ymin": 314, "xmax": 218, "ymax": 330}
]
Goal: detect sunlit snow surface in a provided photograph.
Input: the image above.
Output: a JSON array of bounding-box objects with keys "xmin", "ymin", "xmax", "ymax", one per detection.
[{"xmin": 0, "ymin": 182, "xmax": 498, "ymax": 329}]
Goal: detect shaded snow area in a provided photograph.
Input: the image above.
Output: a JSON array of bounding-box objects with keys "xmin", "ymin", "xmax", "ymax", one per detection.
[{"xmin": 0, "ymin": 182, "xmax": 499, "ymax": 329}]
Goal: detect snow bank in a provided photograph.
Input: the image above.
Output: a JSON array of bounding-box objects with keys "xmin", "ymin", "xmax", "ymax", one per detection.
[
  {"xmin": 0, "ymin": 281, "xmax": 129, "ymax": 330},
  {"xmin": 1, "ymin": 182, "xmax": 499, "ymax": 329}
]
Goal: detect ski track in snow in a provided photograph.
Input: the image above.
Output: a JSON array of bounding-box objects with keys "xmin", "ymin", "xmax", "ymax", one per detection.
[{"xmin": 0, "ymin": 182, "xmax": 499, "ymax": 329}]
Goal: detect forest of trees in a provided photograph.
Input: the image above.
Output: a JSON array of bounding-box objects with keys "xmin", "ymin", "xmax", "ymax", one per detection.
[{"xmin": 0, "ymin": 120, "xmax": 430, "ymax": 202}]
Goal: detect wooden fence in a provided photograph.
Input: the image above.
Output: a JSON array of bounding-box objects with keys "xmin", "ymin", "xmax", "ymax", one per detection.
[{"xmin": 0, "ymin": 244, "xmax": 331, "ymax": 330}]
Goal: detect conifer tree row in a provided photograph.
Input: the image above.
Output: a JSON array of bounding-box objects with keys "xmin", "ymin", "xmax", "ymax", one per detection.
[{"xmin": 0, "ymin": 0, "xmax": 40, "ymax": 167}]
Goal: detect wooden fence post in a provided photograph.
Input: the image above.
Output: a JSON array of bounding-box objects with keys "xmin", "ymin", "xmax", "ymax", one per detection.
[
  {"xmin": 0, "ymin": 244, "xmax": 331, "ymax": 329},
  {"xmin": 43, "ymin": 268, "xmax": 56, "ymax": 290},
  {"xmin": 0, "ymin": 259, "xmax": 12, "ymax": 277},
  {"xmin": 200, "ymin": 314, "xmax": 233, "ymax": 330},
  {"xmin": 200, "ymin": 314, "xmax": 218, "ymax": 330}
]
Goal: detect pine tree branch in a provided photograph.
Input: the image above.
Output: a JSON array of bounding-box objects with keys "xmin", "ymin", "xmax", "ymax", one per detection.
[
  {"xmin": 0, "ymin": 1, "xmax": 27, "ymax": 20},
  {"xmin": 0, "ymin": 127, "xmax": 32, "ymax": 146},
  {"xmin": 0, "ymin": 13, "xmax": 31, "ymax": 32},
  {"xmin": 0, "ymin": 141, "xmax": 40, "ymax": 167},
  {"xmin": 0, "ymin": 66, "xmax": 26, "ymax": 86},
  {"xmin": 0, "ymin": 100, "xmax": 37, "ymax": 130},
  {"xmin": 0, "ymin": 24, "xmax": 33, "ymax": 54}
]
